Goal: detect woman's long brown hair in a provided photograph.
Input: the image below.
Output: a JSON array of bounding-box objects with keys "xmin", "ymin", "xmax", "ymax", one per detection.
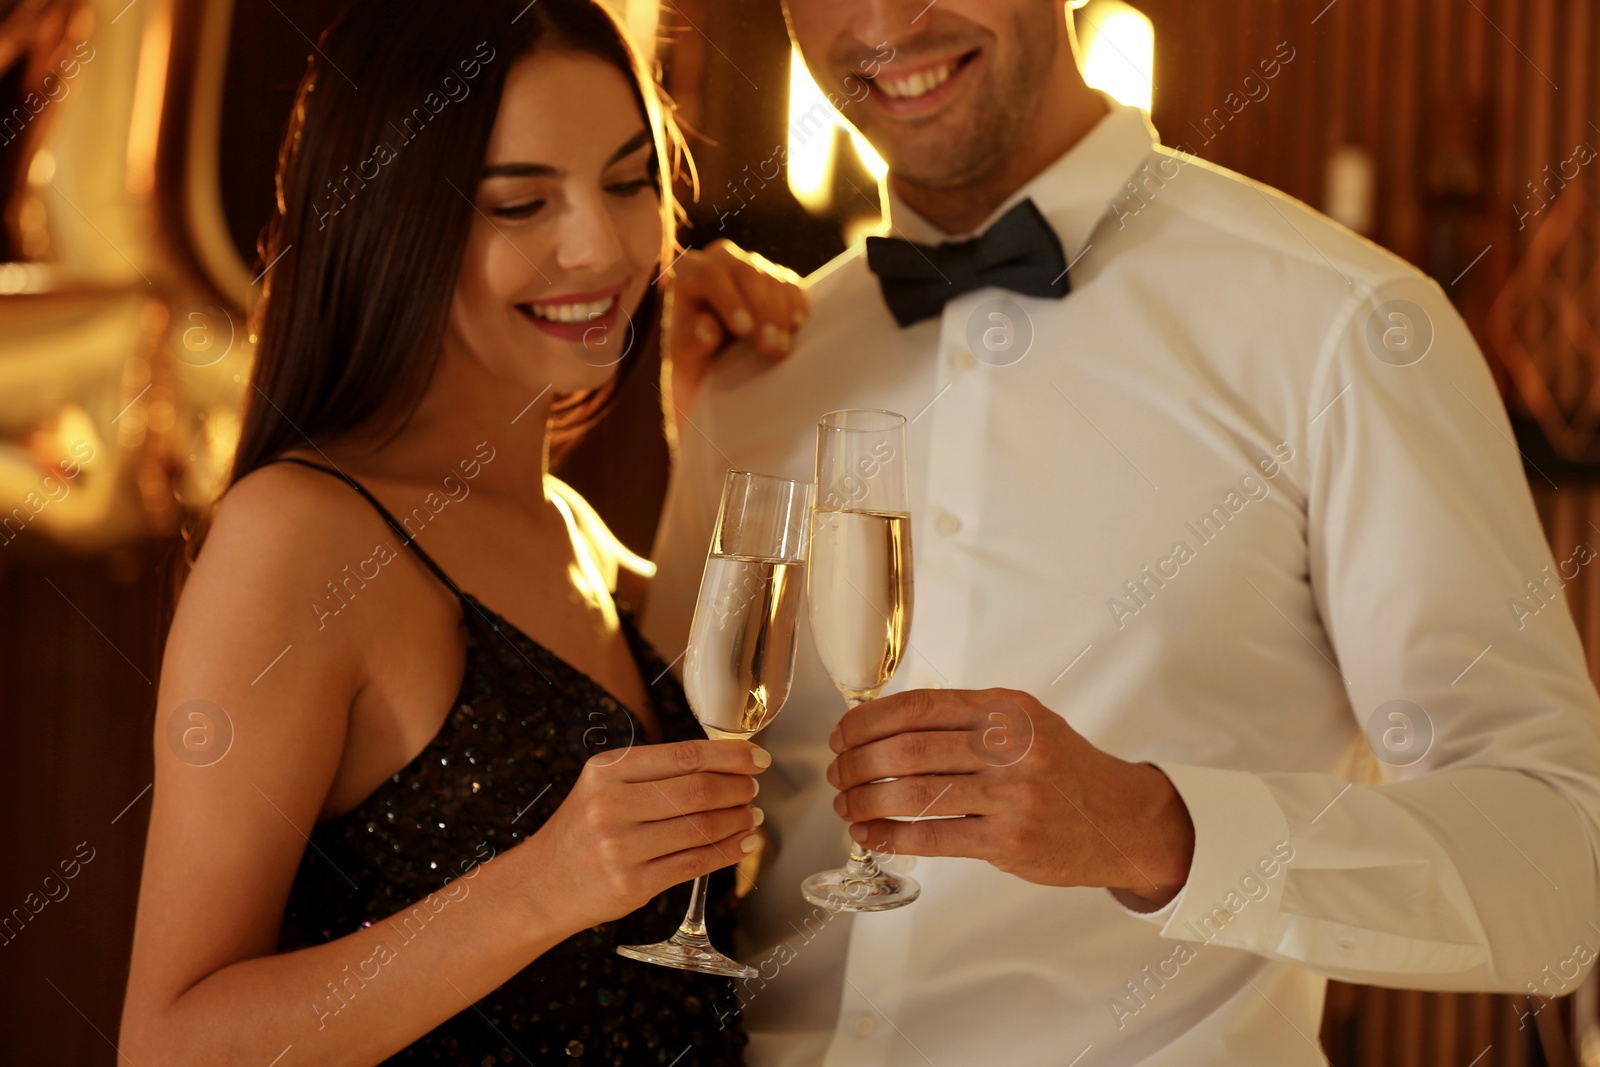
[{"xmin": 171, "ymin": 0, "xmax": 686, "ymax": 605}]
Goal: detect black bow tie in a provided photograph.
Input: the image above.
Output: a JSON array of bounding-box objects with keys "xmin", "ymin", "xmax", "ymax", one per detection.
[{"xmin": 864, "ymin": 197, "xmax": 1072, "ymax": 328}]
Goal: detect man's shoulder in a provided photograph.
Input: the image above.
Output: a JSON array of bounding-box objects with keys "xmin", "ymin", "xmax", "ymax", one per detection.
[
  {"xmin": 698, "ymin": 242, "xmax": 888, "ymax": 393},
  {"xmin": 802, "ymin": 240, "xmax": 876, "ymax": 306},
  {"xmin": 1140, "ymin": 146, "xmax": 1423, "ymax": 297},
  {"xmin": 787, "ymin": 241, "xmax": 908, "ymax": 349}
]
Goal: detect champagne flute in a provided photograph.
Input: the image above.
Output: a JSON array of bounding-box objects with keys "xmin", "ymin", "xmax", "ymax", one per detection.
[
  {"xmin": 801, "ymin": 408, "xmax": 920, "ymax": 912},
  {"xmin": 617, "ymin": 469, "xmax": 813, "ymax": 978}
]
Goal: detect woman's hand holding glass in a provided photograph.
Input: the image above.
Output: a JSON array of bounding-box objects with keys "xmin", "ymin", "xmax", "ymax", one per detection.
[
  {"xmin": 525, "ymin": 739, "xmax": 769, "ymax": 934},
  {"xmin": 618, "ymin": 470, "xmax": 813, "ymax": 977}
]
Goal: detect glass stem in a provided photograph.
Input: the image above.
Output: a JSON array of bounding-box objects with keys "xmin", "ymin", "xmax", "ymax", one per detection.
[
  {"xmin": 845, "ymin": 840, "xmax": 883, "ymax": 874},
  {"xmin": 674, "ymin": 874, "xmax": 712, "ymax": 944},
  {"xmin": 841, "ymin": 689, "xmax": 886, "ymax": 878}
]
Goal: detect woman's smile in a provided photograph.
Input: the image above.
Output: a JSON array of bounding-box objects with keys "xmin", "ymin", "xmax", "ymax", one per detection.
[{"xmin": 516, "ymin": 283, "xmax": 625, "ymax": 342}]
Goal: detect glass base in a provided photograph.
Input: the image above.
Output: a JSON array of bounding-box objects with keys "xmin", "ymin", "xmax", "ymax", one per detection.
[
  {"xmin": 616, "ymin": 935, "xmax": 757, "ymax": 979},
  {"xmin": 801, "ymin": 854, "xmax": 921, "ymax": 912}
]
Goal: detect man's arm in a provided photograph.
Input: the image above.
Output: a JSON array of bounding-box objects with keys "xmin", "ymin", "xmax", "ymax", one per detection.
[
  {"xmin": 828, "ymin": 273, "xmax": 1600, "ymax": 994},
  {"xmin": 1143, "ymin": 273, "xmax": 1600, "ymax": 991}
]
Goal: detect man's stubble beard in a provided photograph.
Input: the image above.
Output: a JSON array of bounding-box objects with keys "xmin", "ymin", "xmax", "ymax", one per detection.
[{"xmin": 869, "ymin": 8, "xmax": 1060, "ymax": 193}]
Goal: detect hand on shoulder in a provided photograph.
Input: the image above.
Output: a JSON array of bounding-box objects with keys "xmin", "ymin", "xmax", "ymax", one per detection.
[{"xmin": 662, "ymin": 239, "xmax": 808, "ymax": 424}]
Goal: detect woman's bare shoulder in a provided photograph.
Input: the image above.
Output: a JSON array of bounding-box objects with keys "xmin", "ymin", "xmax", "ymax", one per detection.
[
  {"xmin": 204, "ymin": 457, "xmax": 372, "ymax": 582},
  {"xmin": 172, "ymin": 457, "xmax": 396, "ymax": 676}
]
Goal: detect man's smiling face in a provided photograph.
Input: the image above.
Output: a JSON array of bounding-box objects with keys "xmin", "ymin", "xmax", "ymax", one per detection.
[{"xmin": 784, "ymin": 0, "xmax": 1068, "ymax": 191}]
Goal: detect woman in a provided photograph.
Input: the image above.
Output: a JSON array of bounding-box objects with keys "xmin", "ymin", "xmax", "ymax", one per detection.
[{"xmin": 119, "ymin": 1, "xmax": 806, "ymax": 1063}]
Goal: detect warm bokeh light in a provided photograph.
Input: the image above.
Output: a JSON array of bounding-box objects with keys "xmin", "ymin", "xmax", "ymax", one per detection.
[
  {"xmin": 1079, "ymin": 0, "xmax": 1155, "ymax": 112},
  {"xmin": 787, "ymin": 46, "xmax": 888, "ymax": 211},
  {"xmin": 848, "ymin": 126, "xmax": 889, "ymax": 181},
  {"xmin": 787, "ymin": 46, "xmax": 838, "ymax": 211}
]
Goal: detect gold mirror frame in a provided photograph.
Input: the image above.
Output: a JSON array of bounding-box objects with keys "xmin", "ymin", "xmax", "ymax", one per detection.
[{"xmin": 0, "ymin": 0, "xmax": 250, "ymax": 556}]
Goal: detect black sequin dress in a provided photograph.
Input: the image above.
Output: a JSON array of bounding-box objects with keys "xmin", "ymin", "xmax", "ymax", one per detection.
[{"xmin": 272, "ymin": 457, "xmax": 748, "ymax": 1066}]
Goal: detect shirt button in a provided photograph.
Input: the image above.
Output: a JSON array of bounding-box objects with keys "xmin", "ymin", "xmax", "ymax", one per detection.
[
  {"xmin": 952, "ymin": 348, "xmax": 978, "ymax": 371},
  {"xmin": 853, "ymin": 1015, "xmax": 877, "ymax": 1037},
  {"xmin": 935, "ymin": 513, "xmax": 963, "ymax": 536}
]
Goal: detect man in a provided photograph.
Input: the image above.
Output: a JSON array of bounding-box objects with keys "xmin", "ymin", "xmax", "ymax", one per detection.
[{"xmin": 644, "ymin": 1, "xmax": 1600, "ymax": 1063}]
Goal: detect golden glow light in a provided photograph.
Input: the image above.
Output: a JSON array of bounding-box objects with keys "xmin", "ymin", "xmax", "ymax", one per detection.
[
  {"xmin": 848, "ymin": 126, "xmax": 888, "ymax": 180},
  {"xmin": 787, "ymin": 46, "xmax": 889, "ymax": 210},
  {"xmin": 788, "ymin": 46, "xmax": 837, "ymax": 211},
  {"xmin": 1079, "ymin": 0, "xmax": 1155, "ymax": 112}
]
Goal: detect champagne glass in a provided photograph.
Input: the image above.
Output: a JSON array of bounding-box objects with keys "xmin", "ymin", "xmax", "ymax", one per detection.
[
  {"xmin": 801, "ymin": 408, "xmax": 920, "ymax": 912},
  {"xmin": 617, "ymin": 469, "xmax": 813, "ymax": 978}
]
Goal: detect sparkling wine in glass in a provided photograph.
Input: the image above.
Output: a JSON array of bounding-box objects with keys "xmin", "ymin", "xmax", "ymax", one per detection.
[
  {"xmin": 617, "ymin": 469, "xmax": 813, "ymax": 978},
  {"xmin": 801, "ymin": 408, "xmax": 920, "ymax": 912}
]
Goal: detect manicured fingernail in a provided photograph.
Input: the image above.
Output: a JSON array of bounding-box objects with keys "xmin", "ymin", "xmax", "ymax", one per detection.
[
  {"xmin": 751, "ymin": 746, "xmax": 771, "ymax": 769},
  {"xmin": 849, "ymin": 824, "xmax": 868, "ymax": 843},
  {"xmin": 829, "ymin": 726, "xmax": 843, "ymax": 751},
  {"xmin": 731, "ymin": 308, "xmax": 754, "ymax": 335},
  {"xmin": 751, "ymin": 806, "xmax": 765, "ymax": 827},
  {"xmin": 825, "ymin": 760, "xmax": 839, "ymax": 787},
  {"xmin": 694, "ymin": 316, "xmax": 718, "ymax": 344},
  {"xmin": 760, "ymin": 323, "xmax": 791, "ymax": 352},
  {"xmin": 751, "ymin": 777, "xmax": 760, "ymax": 797},
  {"xmin": 741, "ymin": 833, "xmax": 762, "ymax": 853}
]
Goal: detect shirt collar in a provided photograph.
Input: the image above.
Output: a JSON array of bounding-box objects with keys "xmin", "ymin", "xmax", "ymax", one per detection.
[{"xmin": 879, "ymin": 93, "xmax": 1159, "ymax": 260}]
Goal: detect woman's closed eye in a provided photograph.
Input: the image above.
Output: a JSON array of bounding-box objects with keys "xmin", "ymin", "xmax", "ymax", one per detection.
[
  {"xmin": 605, "ymin": 176, "xmax": 655, "ymax": 197},
  {"xmin": 488, "ymin": 176, "xmax": 650, "ymax": 219},
  {"xmin": 491, "ymin": 198, "xmax": 547, "ymax": 220}
]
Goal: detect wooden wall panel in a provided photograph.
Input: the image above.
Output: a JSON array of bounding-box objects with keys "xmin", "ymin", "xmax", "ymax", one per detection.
[{"xmin": 1138, "ymin": 0, "xmax": 1600, "ymax": 465}]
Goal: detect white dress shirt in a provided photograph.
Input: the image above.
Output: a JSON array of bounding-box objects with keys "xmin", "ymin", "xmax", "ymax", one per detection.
[{"xmin": 642, "ymin": 100, "xmax": 1600, "ymax": 1065}]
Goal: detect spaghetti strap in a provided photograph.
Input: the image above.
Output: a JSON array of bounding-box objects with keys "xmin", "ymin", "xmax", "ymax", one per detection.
[{"xmin": 270, "ymin": 455, "xmax": 466, "ymax": 603}]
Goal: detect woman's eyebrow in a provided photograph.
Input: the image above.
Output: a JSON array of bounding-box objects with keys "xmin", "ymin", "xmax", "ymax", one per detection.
[
  {"xmin": 604, "ymin": 129, "xmax": 653, "ymax": 165},
  {"xmin": 480, "ymin": 129, "xmax": 652, "ymax": 179}
]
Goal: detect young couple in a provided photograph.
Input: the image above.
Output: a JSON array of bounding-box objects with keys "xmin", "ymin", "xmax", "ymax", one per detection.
[{"xmin": 123, "ymin": 0, "xmax": 1600, "ymax": 1065}]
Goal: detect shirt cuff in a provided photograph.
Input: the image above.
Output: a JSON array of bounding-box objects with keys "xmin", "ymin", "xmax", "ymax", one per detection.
[
  {"xmin": 1121, "ymin": 761, "xmax": 1294, "ymax": 949},
  {"xmin": 1109, "ymin": 883, "xmax": 1184, "ymax": 924}
]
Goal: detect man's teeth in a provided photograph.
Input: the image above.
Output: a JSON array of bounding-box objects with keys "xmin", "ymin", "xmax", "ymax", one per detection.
[
  {"xmin": 876, "ymin": 60, "xmax": 957, "ymax": 100},
  {"xmin": 525, "ymin": 297, "xmax": 616, "ymax": 322}
]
